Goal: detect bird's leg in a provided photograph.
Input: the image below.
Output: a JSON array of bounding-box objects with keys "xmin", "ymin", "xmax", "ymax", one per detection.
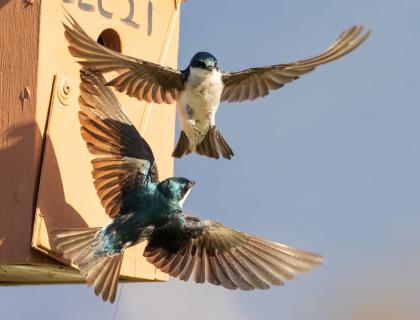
[
  {"xmin": 185, "ymin": 104, "xmax": 204, "ymax": 141},
  {"xmin": 188, "ymin": 120, "xmax": 204, "ymax": 142}
]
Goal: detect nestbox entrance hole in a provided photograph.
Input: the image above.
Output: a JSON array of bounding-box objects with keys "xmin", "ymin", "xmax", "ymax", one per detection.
[{"xmin": 97, "ymin": 29, "xmax": 122, "ymax": 53}]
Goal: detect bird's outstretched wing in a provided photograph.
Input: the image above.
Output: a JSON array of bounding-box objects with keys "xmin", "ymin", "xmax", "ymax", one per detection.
[
  {"xmin": 221, "ymin": 26, "xmax": 370, "ymax": 103},
  {"xmin": 144, "ymin": 215, "xmax": 322, "ymax": 290},
  {"xmin": 79, "ymin": 69, "xmax": 159, "ymax": 218},
  {"xmin": 64, "ymin": 11, "xmax": 184, "ymax": 104}
]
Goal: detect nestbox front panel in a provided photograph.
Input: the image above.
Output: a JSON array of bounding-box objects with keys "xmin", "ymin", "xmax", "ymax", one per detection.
[{"xmin": 32, "ymin": 0, "xmax": 180, "ymax": 281}]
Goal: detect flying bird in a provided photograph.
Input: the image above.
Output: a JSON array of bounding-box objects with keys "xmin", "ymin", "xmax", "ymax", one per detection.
[
  {"xmin": 62, "ymin": 12, "xmax": 370, "ymax": 160},
  {"xmin": 51, "ymin": 69, "xmax": 322, "ymax": 303}
]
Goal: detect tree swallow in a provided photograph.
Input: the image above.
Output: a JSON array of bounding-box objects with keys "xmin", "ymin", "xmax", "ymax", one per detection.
[
  {"xmin": 63, "ymin": 12, "xmax": 369, "ymax": 160},
  {"xmin": 52, "ymin": 69, "xmax": 322, "ymax": 303}
]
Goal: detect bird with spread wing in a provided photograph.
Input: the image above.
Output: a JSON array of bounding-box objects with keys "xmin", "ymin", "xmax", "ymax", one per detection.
[
  {"xmin": 63, "ymin": 11, "xmax": 370, "ymax": 160},
  {"xmin": 51, "ymin": 69, "xmax": 322, "ymax": 303}
]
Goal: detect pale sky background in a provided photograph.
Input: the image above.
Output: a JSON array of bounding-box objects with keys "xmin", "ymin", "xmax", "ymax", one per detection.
[{"xmin": 2, "ymin": 0, "xmax": 420, "ymax": 319}]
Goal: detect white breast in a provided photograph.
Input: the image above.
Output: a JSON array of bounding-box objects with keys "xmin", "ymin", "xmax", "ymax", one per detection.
[
  {"xmin": 177, "ymin": 68, "xmax": 224, "ymax": 149},
  {"xmin": 178, "ymin": 68, "xmax": 224, "ymax": 130}
]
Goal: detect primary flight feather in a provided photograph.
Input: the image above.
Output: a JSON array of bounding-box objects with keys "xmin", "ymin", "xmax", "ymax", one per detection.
[
  {"xmin": 51, "ymin": 69, "xmax": 322, "ymax": 303},
  {"xmin": 63, "ymin": 11, "xmax": 370, "ymax": 160}
]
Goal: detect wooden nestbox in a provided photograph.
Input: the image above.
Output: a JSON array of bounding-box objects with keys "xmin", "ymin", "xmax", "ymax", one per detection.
[{"xmin": 0, "ymin": 0, "xmax": 183, "ymax": 284}]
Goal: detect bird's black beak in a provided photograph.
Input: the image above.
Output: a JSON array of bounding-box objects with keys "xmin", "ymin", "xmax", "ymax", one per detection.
[{"xmin": 189, "ymin": 181, "xmax": 195, "ymax": 187}]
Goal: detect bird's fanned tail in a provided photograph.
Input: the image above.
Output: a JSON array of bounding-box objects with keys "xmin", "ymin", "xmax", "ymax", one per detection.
[
  {"xmin": 172, "ymin": 130, "xmax": 192, "ymax": 158},
  {"xmin": 173, "ymin": 127, "xmax": 234, "ymax": 159},
  {"xmin": 196, "ymin": 126, "xmax": 234, "ymax": 160},
  {"xmin": 174, "ymin": 126, "xmax": 233, "ymax": 160},
  {"xmin": 51, "ymin": 228, "xmax": 123, "ymax": 303}
]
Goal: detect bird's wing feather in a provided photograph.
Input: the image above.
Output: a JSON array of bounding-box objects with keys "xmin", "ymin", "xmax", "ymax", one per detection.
[
  {"xmin": 221, "ymin": 26, "xmax": 370, "ymax": 103},
  {"xmin": 144, "ymin": 215, "xmax": 322, "ymax": 290},
  {"xmin": 64, "ymin": 10, "xmax": 184, "ymax": 104},
  {"xmin": 79, "ymin": 69, "xmax": 159, "ymax": 218}
]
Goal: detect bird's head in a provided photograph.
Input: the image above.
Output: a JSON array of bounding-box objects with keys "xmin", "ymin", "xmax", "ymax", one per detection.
[
  {"xmin": 189, "ymin": 52, "xmax": 218, "ymax": 72},
  {"xmin": 157, "ymin": 177, "xmax": 195, "ymax": 207}
]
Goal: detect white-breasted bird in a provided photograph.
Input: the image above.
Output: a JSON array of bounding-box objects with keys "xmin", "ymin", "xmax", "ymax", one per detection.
[{"xmin": 63, "ymin": 12, "xmax": 370, "ymax": 160}]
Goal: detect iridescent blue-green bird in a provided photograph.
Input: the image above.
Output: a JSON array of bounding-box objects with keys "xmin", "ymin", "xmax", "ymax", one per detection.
[{"xmin": 51, "ymin": 69, "xmax": 322, "ymax": 303}]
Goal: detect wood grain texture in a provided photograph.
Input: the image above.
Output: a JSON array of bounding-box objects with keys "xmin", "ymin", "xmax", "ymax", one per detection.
[{"xmin": 0, "ymin": 0, "xmax": 52, "ymax": 265}]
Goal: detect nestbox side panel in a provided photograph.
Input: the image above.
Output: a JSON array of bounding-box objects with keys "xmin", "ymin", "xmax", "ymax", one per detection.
[{"xmin": 32, "ymin": 0, "xmax": 179, "ymax": 282}]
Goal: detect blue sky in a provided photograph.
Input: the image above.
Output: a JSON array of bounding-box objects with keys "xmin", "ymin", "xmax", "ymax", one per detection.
[{"xmin": 2, "ymin": 1, "xmax": 420, "ymax": 319}]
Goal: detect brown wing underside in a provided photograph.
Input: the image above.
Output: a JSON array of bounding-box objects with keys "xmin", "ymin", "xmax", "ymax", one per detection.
[
  {"xmin": 144, "ymin": 217, "xmax": 322, "ymax": 290},
  {"xmin": 79, "ymin": 69, "xmax": 158, "ymax": 218},
  {"xmin": 221, "ymin": 25, "xmax": 370, "ymax": 103},
  {"xmin": 64, "ymin": 10, "xmax": 184, "ymax": 104}
]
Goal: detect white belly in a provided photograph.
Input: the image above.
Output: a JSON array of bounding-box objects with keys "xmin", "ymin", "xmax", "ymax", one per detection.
[{"xmin": 178, "ymin": 68, "xmax": 224, "ymax": 147}]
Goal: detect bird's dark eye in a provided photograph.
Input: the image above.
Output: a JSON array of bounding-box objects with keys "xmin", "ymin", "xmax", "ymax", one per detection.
[{"xmin": 199, "ymin": 60, "xmax": 206, "ymax": 67}]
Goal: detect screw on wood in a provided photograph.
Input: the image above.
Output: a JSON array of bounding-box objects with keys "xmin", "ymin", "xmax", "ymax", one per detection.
[
  {"xmin": 19, "ymin": 87, "xmax": 31, "ymax": 109},
  {"xmin": 21, "ymin": 87, "xmax": 31, "ymax": 100},
  {"xmin": 63, "ymin": 82, "xmax": 71, "ymax": 96},
  {"xmin": 57, "ymin": 78, "xmax": 72, "ymax": 106}
]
